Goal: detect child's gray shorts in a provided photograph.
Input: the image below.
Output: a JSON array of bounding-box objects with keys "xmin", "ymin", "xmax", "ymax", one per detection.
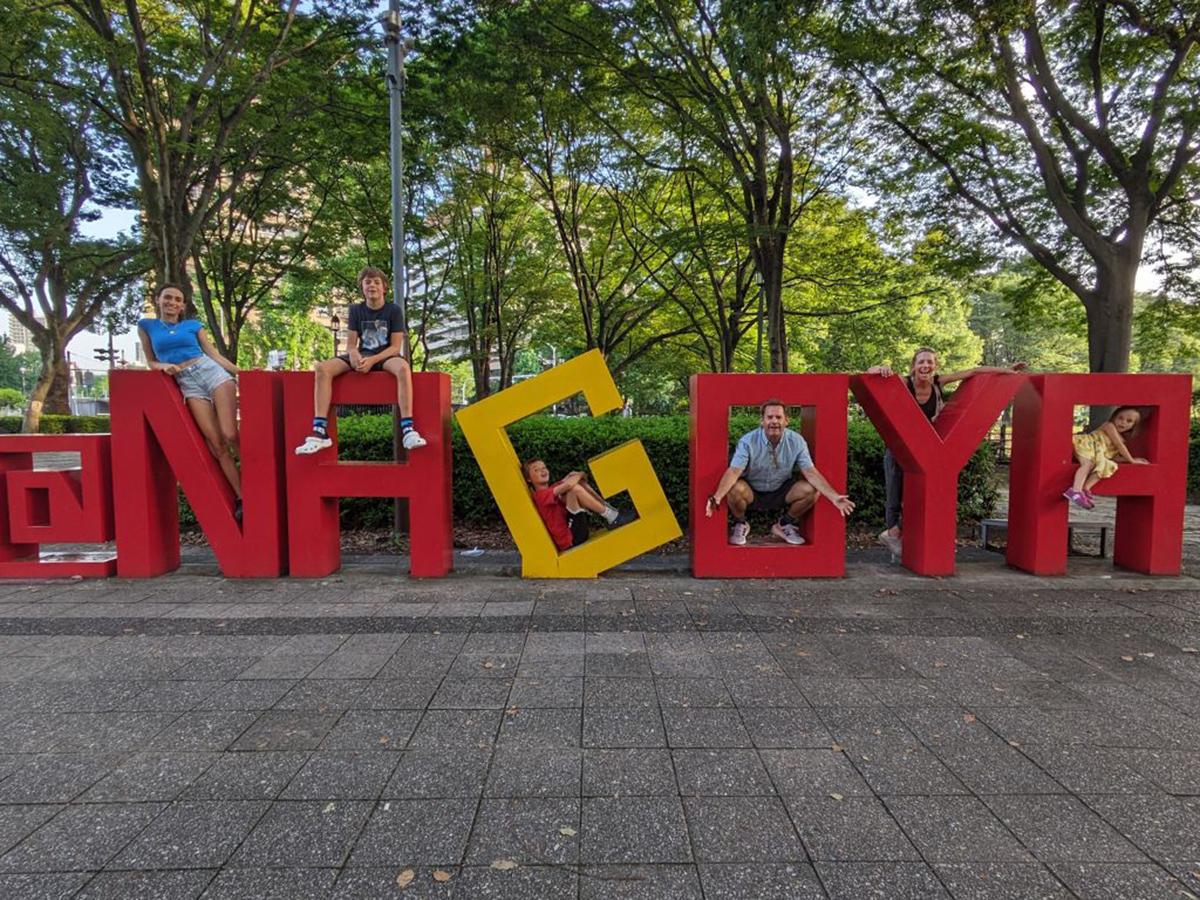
[{"xmin": 174, "ymin": 357, "xmax": 233, "ymax": 401}]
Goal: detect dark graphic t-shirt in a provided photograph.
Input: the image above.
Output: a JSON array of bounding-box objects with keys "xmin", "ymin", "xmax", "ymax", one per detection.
[{"xmin": 348, "ymin": 302, "xmax": 405, "ymax": 354}]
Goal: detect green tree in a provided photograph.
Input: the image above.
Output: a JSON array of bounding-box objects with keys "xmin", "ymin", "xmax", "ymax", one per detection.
[{"xmin": 842, "ymin": 1, "xmax": 1200, "ymax": 381}]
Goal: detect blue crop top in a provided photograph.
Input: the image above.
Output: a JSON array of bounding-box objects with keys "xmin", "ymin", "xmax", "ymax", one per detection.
[{"xmin": 139, "ymin": 318, "xmax": 205, "ymax": 365}]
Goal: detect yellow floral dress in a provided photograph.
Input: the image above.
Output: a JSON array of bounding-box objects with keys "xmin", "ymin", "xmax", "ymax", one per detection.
[{"xmin": 1072, "ymin": 428, "xmax": 1119, "ymax": 479}]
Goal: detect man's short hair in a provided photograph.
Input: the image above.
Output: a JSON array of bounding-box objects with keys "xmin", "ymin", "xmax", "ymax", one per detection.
[
  {"xmin": 357, "ymin": 266, "xmax": 389, "ymax": 293},
  {"xmin": 760, "ymin": 399, "xmax": 787, "ymax": 417}
]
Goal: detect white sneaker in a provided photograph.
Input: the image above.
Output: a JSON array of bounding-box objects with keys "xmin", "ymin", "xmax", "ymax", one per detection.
[
  {"xmin": 729, "ymin": 521, "xmax": 750, "ymax": 545},
  {"xmin": 401, "ymin": 429, "xmax": 427, "ymax": 450},
  {"xmin": 294, "ymin": 433, "xmax": 332, "ymax": 455},
  {"xmin": 771, "ymin": 522, "xmax": 806, "ymax": 545}
]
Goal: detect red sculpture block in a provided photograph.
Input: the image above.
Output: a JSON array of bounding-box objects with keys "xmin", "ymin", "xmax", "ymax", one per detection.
[
  {"xmin": 110, "ymin": 370, "xmax": 288, "ymax": 577},
  {"xmin": 1007, "ymin": 374, "xmax": 1191, "ymax": 575},
  {"xmin": 690, "ymin": 374, "xmax": 848, "ymax": 578},
  {"xmin": 283, "ymin": 371, "xmax": 452, "ymax": 578},
  {"xmin": 850, "ymin": 373, "xmax": 1023, "ymax": 575},
  {"xmin": 0, "ymin": 434, "xmax": 116, "ymax": 577}
]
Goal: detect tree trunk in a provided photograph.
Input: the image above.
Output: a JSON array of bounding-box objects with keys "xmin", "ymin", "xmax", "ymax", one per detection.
[
  {"xmin": 1084, "ymin": 254, "xmax": 1137, "ymax": 426},
  {"xmin": 22, "ymin": 351, "xmax": 69, "ymax": 433}
]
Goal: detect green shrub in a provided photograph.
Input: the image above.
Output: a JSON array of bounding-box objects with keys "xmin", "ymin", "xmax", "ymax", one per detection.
[{"xmin": 0, "ymin": 415, "xmax": 110, "ymax": 434}]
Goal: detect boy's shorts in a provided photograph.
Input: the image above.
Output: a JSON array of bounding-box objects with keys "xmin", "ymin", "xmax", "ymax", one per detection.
[
  {"xmin": 336, "ymin": 354, "xmax": 390, "ymax": 372},
  {"xmin": 567, "ymin": 511, "xmax": 590, "ymax": 548}
]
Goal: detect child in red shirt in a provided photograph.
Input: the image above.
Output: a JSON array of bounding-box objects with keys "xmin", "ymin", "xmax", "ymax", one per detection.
[{"xmin": 522, "ymin": 458, "xmax": 636, "ymax": 550}]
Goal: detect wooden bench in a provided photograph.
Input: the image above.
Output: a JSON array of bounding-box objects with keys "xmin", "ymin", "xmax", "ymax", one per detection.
[{"xmin": 978, "ymin": 518, "xmax": 1110, "ymax": 558}]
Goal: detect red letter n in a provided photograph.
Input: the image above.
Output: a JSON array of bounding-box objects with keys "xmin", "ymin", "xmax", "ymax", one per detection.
[
  {"xmin": 1007, "ymin": 374, "xmax": 1191, "ymax": 575},
  {"xmin": 690, "ymin": 374, "xmax": 848, "ymax": 578},
  {"xmin": 283, "ymin": 371, "xmax": 452, "ymax": 578},
  {"xmin": 850, "ymin": 373, "xmax": 1022, "ymax": 575},
  {"xmin": 110, "ymin": 370, "xmax": 287, "ymax": 577}
]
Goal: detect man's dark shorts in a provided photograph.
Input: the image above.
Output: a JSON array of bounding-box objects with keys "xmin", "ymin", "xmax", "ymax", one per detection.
[
  {"xmin": 567, "ymin": 511, "xmax": 589, "ymax": 548},
  {"xmin": 336, "ymin": 354, "xmax": 390, "ymax": 372},
  {"xmin": 743, "ymin": 476, "xmax": 799, "ymax": 513}
]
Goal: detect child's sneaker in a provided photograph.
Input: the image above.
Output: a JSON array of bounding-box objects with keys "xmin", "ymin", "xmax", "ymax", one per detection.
[
  {"xmin": 1062, "ymin": 488, "xmax": 1093, "ymax": 509},
  {"xmin": 401, "ymin": 429, "xmax": 427, "ymax": 450},
  {"xmin": 729, "ymin": 521, "xmax": 750, "ymax": 545},
  {"xmin": 770, "ymin": 522, "xmax": 806, "ymax": 545},
  {"xmin": 295, "ymin": 432, "xmax": 332, "ymax": 455},
  {"xmin": 609, "ymin": 508, "xmax": 637, "ymax": 528}
]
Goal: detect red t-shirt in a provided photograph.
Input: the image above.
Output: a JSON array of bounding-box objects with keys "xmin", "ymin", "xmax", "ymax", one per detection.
[{"xmin": 532, "ymin": 486, "xmax": 572, "ymax": 550}]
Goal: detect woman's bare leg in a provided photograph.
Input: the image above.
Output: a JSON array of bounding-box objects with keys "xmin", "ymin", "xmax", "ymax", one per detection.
[{"xmin": 187, "ymin": 397, "xmax": 241, "ymax": 496}]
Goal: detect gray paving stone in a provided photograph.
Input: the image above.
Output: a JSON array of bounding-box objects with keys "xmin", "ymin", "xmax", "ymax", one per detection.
[
  {"xmin": 583, "ymin": 708, "xmax": 666, "ymax": 748},
  {"xmin": 232, "ymin": 800, "xmax": 373, "ymax": 867},
  {"xmin": 699, "ymin": 863, "xmax": 825, "ymax": 899},
  {"xmin": 672, "ymin": 749, "xmax": 775, "ymax": 796},
  {"xmin": 82, "ymin": 752, "xmax": 216, "ymax": 802},
  {"xmin": 885, "ymin": 796, "xmax": 1033, "ymax": 863},
  {"xmin": 0, "ymin": 804, "xmax": 61, "ymax": 856},
  {"xmin": 1082, "ymin": 792, "xmax": 1200, "ymax": 859},
  {"xmin": 1018, "ymin": 743, "xmax": 1155, "ymax": 794},
  {"xmin": 761, "ymin": 748, "xmax": 873, "ymax": 797},
  {"xmin": 330, "ymin": 866, "xmax": 454, "ymax": 899},
  {"xmin": 582, "ymin": 749, "xmax": 678, "ymax": 797},
  {"xmin": 741, "ymin": 708, "xmax": 835, "ymax": 749},
  {"xmin": 684, "ymin": 796, "xmax": 805, "ymax": 863},
  {"xmin": 349, "ymin": 799, "xmax": 476, "ymax": 866},
  {"xmin": 846, "ymin": 737, "xmax": 970, "ymax": 795},
  {"xmin": 466, "ymin": 798, "xmax": 580, "ymax": 864},
  {"xmin": 430, "ymin": 677, "xmax": 513, "ymax": 710},
  {"xmin": 497, "ymin": 708, "xmax": 581, "ymax": 748},
  {"xmin": 654, "ymin": 677, "xmax": 734, "ymax": 708},
  {"xmin": 384, "ymin": 748, "xmax": 492, "ymax": 798},
  {"xmin": 113, "ymin": 799, "xmax": 268, "ymax": 868},
  {"xmin": 662, "ymin": 708, "xmax": 751, "ymax": 748},
  {"xmin": 231, "ymin": 711, "xmax": 340, "ymax": 751},
  {"xmin": 76, "ymin": 869, "xmax": 214, "ymax": 899},
  {"xmin": 455, "ymin": 864, "xmax": 577, "ymax": 898},
  {"xmin": 0, "ymin": 802, "xmax": 164, "ymax": 872},
  {"xmin": 508, "ymin": 677, "xmax": 583, "ymax": 708},
  {"xmin": 202, "ymin": 867, "xmax": 337, "ymax": 899},
  {"xmin": 0, "ymin": 872, "xmax": 92, "ymax": 900},
  {"xmin": 1109, "ymin": 749, "xmax": 1200, "ymax": 795},
  {"xmin": 582, "ymin": 797, "xmax": 692, "ymax": 863},
  {"xmin": 816, "ymin": 861, "xmax": 950, "ymax": 899},
  {"xmin": 349, "ymin": 678, "xmax": 440, "ymax": 710},
  {"xmin": 195, "ymin": 679, "xmax": 294, "ymax": 711},
  {"xmin": 727, "ymin": 675, "xmax": 809, "ymax": 707},
  {"xmin": 485, "ymin": 748, "xmax": 581, "ymax": 798},
  {"xmin": 578, "ymin": 864, "xmax": 702, "ymax": 899},
  {"xmin": 281, "ymin": 751, "xmax": 398, "ymax": 800},
  {"xmin": 182, "ymin": 751, "xmax": 307, "ymax": 801},
  {"xmin": 583, "ymin": 677, "xmax": 658, "ymax": 708},
  {"xmin": 983, "ymin": 795, "xmax": 1145, "ymax": 862},
  {"xmin": 933, "ymin": 862, "xmax": 1074, "ymax": 899},
  {"xmin": 119, "ymin": 681, "xmax": 218, "ymax": 712},
  {"xmin": 0, "ymin": 753, "xmax": 123, "ymax": 803},
  {"xmin": 787, "ymin": 794, "xmax": 921, "ymax": 861},
  {"xmin": 146, "ymin": 711, "xmax": 259, "ymax": 752},
  {"xmin": 273, "ymin": 679, "xmax": 369, "ymax": 711},
  {"xmin": 320, "ymin": 710, "xmax": 419, "ymax": 750},
  {"xmin": 1048, "ymin": 862, "xmax": 1194, "ymax": 900},
  {"xmin": 409, "ymin": 709, "xmax": 501, "ymax": 748}
]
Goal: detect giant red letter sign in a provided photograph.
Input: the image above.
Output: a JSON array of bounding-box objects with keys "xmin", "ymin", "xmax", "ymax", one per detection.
[
  {"xmin": 110, "ymin": 370, "xmax": 287, "ymax": 577},
  {"xmin": 850, "ymin": 373, "xmax": 1022, "ymax": 575},
  {"xmin": 690, "ymin": 374, "xmax": 848, "ymax": 578},
  {"xmin": 283, "ymin": 371, "xmax": 452, "ymax": 578},
  {"xmin": 0, "ymin": 434, "xmax": 116, "ymax": 577},
  {"xmin": 1007, "ymin": 374, "xmax": 1191, "ymax": 575}
]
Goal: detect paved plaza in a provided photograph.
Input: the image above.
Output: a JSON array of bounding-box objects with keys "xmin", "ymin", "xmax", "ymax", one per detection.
[{"xmin": 0, "ymin": 556, "xmax": 1196, "ymax": 899}]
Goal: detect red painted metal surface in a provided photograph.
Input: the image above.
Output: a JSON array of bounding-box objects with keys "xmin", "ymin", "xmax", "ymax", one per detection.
[
  {"xmin": 1007, "ymin": 374, "xmax": 1191, "ymax": 575},
  {"xmin": 110, "ymin": 370, "xmax": 287, "ymax": 577},
  {"xmin": 850, "ymin": 373, "xmax": 1023, "ymax": 576},
  {"xmin": 0, "ymin": 434, "xmax": 115, "ymax": 577},
  {"xmin": 282, "ymin": 371, "xmax": 452, "ymax": 578},
  {"xmin": 690, "ymin": 374, "xmax": 848, "ymax": 578}
]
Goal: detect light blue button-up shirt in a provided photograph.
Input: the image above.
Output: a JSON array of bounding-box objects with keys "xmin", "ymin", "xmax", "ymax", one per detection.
[{"xmin": 730, "ymin": 428, "xmax": 814, "ymax": 493}]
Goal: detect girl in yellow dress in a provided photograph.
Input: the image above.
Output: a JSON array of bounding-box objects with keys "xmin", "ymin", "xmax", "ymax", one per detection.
[{"xmin": 1064, "ymin": 406, "xmax": 1148, "ymax": 509}]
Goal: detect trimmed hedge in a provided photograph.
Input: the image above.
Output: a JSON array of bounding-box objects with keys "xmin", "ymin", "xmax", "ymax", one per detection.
[{"xmin": 0, "ymin": 415, "xmax": 111, "ymax": 434}]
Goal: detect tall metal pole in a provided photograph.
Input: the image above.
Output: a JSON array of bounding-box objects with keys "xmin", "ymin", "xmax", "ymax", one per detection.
[{"xmin": 383, "ymin": 2, "xmax": 408, "ymax": 333}]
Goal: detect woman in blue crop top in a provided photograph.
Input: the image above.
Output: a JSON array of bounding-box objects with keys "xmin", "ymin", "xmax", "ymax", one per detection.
[{"xmin": 137, "ymin": 284, "xmax": 243, "ymax": 517}]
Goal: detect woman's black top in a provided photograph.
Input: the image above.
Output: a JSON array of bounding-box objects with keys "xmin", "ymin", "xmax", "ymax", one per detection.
[{"xmin": 906, "ymin": 374, "xmax": 942, "ymax": 421}]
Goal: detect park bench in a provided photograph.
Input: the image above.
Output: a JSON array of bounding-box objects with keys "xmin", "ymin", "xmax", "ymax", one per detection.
[{"xmin": 978, "ymin": 518, "xmax": 1110, "ymax": 558}]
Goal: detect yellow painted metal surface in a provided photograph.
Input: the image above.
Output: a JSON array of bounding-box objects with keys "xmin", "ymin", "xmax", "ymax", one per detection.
[{"xmin": 455, "ymin": 350, "xmax": 682, "ymax": 577}]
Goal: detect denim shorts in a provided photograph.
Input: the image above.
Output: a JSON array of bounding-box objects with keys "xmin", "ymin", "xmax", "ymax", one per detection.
[{"xmin": 174, "ymin": 356, "xmax": 233, "ymax": 401}]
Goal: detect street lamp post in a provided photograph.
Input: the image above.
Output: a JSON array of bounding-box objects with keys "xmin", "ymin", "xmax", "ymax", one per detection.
[
  {"xmin": 754, "ymin": 268, "xmax": 765, "ymax": 373},
  {"xmin": 330, "ymin": 313, "xmax": 341, "ymax": 357},
  {"xmin": 383, "ymin": 3, "xmax": 411, "ymax": 334}
]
